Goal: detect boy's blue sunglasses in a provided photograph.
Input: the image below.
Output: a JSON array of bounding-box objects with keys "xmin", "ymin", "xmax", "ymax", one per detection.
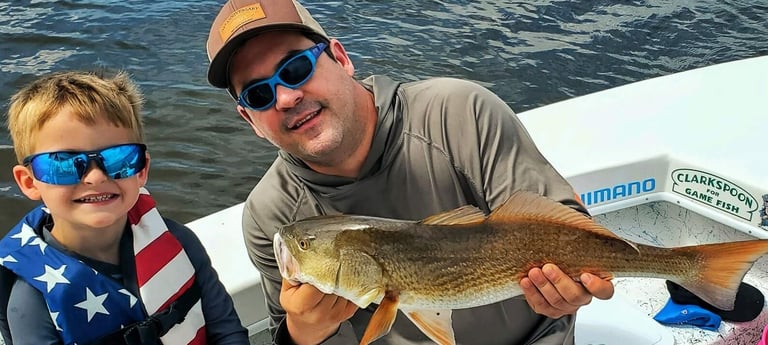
[
  {"xmin": 22, "ymin": 143, "xmax": 147, "ymax": 185},
  {"xmin": 237, "ymin": 42, "xmax": 327, "ymax": 111}
]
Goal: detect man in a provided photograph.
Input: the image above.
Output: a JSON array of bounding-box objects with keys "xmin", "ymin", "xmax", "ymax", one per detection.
[{"xmin": 205, "ymin": 0, "xmax": 614, "ymax": 344}]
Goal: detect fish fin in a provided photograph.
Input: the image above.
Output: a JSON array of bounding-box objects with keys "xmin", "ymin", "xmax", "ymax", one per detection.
[
  {"xmin": 669, "ymin": 239, "xmax": 768, "ymax": 310},
  {"xmin": 420, "ymin": 205, "xmax": 486, "ymax": 225},
  {"xmin": 489, "ymin": 190, "xmax": 638, "ymax": 251},
  {"xmin": 403, "ymin": 309, "xmax": 456, "ymax": 345},
  {"xmin": 356, "ymin": 287, "xmax": 385, "ymax": 308},
  {"xmin": 360, "ymin": 292, "xmax": 399, "ymax": 345}
]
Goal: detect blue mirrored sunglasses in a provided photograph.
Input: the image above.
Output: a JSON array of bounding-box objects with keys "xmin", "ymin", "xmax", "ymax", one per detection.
[
  {"xmin": 22, "ymin": 143, "xmax": 147, "ymax": 185},
  {"xmin": 237, "ymin": 43, "xmax": 327, "ymax": 111}
]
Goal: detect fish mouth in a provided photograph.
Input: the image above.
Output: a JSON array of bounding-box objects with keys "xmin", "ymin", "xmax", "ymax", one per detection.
[{"xmin": 274, "ymin": 233, "xmax": 301, "ymax": 286}]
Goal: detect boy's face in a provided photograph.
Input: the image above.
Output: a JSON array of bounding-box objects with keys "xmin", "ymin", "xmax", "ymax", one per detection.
[{"xmin": 12, "ymin": 107, "xmax": 149, "ymax": 233}]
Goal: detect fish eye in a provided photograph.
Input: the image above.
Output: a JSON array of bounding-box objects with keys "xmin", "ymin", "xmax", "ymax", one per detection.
[{"xmin": 296, "ymin": 235, "xmax": 315, "ymax": 251}]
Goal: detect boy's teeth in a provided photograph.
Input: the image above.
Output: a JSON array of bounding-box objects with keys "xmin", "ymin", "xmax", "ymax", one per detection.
[{"xmin": 79, "ymin": 194, "xmax": 113, "ymax": 202}]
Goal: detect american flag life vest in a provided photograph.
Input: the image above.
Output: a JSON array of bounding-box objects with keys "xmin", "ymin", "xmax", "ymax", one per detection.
[{"xmin": 0, "ymin": 188, "xmax": 206, "ymax": 344}]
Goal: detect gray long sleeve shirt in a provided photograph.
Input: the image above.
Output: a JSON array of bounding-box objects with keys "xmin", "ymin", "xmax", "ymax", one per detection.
[{"xmin": 243, "ymin": 75, "xmax": 587, "ymax": 345}]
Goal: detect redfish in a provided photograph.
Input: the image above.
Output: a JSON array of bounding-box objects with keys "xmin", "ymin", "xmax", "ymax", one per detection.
[{"xmin": 274, "ymin": 191, "xmax": 768, "ymax": 345}]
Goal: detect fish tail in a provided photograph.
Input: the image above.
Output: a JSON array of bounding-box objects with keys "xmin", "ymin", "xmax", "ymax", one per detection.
[{"xmin": 672, "ymin": 239, "xmax": 768, "ymax": 310}]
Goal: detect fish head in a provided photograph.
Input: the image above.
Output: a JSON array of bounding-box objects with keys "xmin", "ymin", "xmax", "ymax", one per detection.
[
  {"xmin": 273, "ymin": 232, "xmax": 304, "ymax": 286},
  {"xmin": 274, "ymin": 216, "xmax": 359, "ymax": 294},
  {"xmin": 274, "ymin": 215, "xmax": 387, "ymax": 304}
]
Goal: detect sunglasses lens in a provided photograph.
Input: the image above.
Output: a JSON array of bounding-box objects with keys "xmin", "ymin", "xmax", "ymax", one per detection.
[
  {"xmin": 279, "ymin": 55, "xmax": 313, "ymax": 85},
  {"xmin": 243, "ymin": 83, "xmax": 275, "ymax": 110},
  {"xmin": 100, "ymin": 144, "xmax": 146, "ymax": 179},
  {"xmin": 28, "ymin": 152, "xmax": 85, "ymax": 185}
]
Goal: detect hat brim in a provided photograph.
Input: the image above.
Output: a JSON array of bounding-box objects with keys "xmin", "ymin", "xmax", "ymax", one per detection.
[{"xmin": 207, "ymin": 23, "xmax": 328, "ymax": 89}]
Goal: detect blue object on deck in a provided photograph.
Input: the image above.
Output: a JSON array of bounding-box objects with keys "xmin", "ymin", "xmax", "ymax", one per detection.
[{"xmin": 653, "ymin": 299, "xmax": 722, "ymax": 331}]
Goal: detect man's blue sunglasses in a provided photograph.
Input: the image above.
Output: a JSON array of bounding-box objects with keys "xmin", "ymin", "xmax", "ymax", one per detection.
[
  {"xmin": 22, "ymin": 143, "xmax": 147, "ymax": 185},
  {"xmin": 237, "ymin": 43, "xmax": 327, "ymax": 111}
]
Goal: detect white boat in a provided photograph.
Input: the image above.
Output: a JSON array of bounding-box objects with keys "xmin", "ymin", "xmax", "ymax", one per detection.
[{"xmin": 186, "ymin": 55, "xmax": 768, "ymax": 345}]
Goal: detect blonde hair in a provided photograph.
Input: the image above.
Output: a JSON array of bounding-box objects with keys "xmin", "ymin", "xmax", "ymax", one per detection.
[{"xmin": 6, "ymin": 71, "xmax": 145, "ymax": 163}]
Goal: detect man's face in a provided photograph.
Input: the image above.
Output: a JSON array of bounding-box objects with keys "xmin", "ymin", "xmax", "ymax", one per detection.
[{"xmin": 229, "ymin": 31, "xmax": 365, "ymax": 167}]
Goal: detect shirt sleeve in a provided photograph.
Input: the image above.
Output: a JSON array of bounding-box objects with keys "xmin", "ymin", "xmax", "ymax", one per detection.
[
  {"xmin": 242, "ymin": 200, "xmax": 283, "ymax": 329},
  {"xmin": 7, "ymin": 279, "xmax": 61, "ymax": 345},
  {"xmin": 165, "ymin": 218, "xmax": 250, "ymax": 345}
]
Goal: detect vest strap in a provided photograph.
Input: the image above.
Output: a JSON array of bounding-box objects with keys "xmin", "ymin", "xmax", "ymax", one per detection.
[{"xmin": 84, "ymin": 281, "xmax": 201, "ymax": 345}]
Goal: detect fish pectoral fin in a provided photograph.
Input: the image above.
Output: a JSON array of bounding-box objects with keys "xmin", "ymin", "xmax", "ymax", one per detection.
[
  {"xmin": 355, "ymin": 287, "xmax": 385, "ymax": 308},
  {"xmin": 403, "ymin": 308, "xmax": 456, "ymax": 345},
  {"xmin": 360, "ymin": 292, "xmax": 400, "ymax": 345}
]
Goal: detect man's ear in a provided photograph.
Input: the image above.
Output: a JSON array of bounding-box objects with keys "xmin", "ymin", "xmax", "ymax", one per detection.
[
  {"xmin": 13, "ymin": 165, "xmax": 41, "ymax": 201},
  {"xmin": 328, "ymin": 39, "xmax": 355, "ymax": 77},
  {"xmin": 237, "ymin": 105, "xmax": 266, "ymax": 138}
]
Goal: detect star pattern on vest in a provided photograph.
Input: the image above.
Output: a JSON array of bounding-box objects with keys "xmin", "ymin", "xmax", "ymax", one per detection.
[
  {"xmin": 28, "ymin": 237, "xmax": 48, "ymax": 253},
  {"xmin": 0, "ymin": 254, "xmax": 17, "ymax": 266},
  {"xmin": 74, "ymin": 287, "xmax": 110, "ymax": 322},
  {"xmin": 34, "ymin": 264, "xmax": 70, "ymax": 292},
  {"xmin": 11, "ymin": 224, "xmax": 36, "ymax": 246},
  {"xmin": 49, "ymin": 311, "xmax": 63, "ymax": 331},
  {"xmin": 118, "ymin": 288, "xmax": 138, "ymax": 308}
]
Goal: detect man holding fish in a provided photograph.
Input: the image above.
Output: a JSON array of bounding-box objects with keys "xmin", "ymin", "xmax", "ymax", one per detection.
[{"xmin": 204, "ymin": 0, "xmax": 617, "ymax": 344}]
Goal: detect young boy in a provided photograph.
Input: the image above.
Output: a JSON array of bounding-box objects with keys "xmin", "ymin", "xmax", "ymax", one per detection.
[{"xmin": 0, "ymin": 71, "xmax": 249, "ymax": 345}]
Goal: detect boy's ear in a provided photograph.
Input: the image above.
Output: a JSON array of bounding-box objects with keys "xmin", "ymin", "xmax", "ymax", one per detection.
[
  {"xmin": 138, "ymin": 153, "xmax": 150, "ymax": 187},
  {"xmin": 12, "ymin": 165, "xmax": 41, "ymax": 200}
]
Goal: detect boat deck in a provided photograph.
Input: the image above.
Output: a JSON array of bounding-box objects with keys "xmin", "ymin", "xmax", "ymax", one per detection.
[
  {"xmin": 190, "ymin": 56, "xmax": 768, "ymax": 344},
  {"xmin": 583, "ymin": 199, "xmax": 768, "ymax": 344}
]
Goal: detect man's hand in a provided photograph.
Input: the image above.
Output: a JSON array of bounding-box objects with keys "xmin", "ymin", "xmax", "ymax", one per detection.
[
  {"xmin": 281, "ymin": 279, "xmax": 358, "ymax": 345},
  {"xmin": 520, "ymin": 264, "xmax": 614, "ymax": 319}
]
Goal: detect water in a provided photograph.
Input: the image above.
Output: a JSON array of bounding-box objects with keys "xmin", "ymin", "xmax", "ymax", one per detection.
[{"xmin": 1, "ymin": 0, "xmax": 767, "ymax": 234}]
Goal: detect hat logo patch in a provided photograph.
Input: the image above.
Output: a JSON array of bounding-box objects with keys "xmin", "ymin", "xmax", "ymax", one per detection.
[{"xmin": 219, "ymin": 3, "xmax": 267, "ymax": 42}]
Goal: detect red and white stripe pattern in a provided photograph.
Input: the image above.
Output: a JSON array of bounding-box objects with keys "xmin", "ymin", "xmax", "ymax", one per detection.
[{"xmin": 128, "ymin": 187, "xmax": 206, "ymax": 345}]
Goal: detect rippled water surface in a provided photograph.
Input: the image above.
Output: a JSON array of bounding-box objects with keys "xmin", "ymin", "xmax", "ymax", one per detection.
[{"xmin": 1, "ymin": 0, "xmax": 767, "ymax": 233}]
